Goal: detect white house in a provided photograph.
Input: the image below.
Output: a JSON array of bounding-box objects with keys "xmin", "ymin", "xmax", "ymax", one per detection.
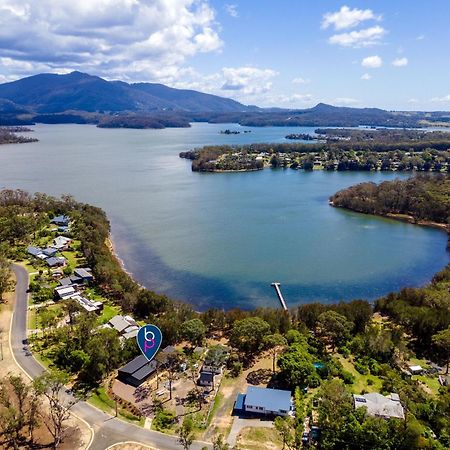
[
  {"xmin": 353, "ymin": 393, "xmax": 405, "ymax": 420},
  {"xmin": 234, "ymin": 386, "xmax": 292, "ymax": 417}
]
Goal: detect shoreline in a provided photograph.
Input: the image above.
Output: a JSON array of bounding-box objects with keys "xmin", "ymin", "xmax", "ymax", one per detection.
[
  {"xmin": 330, "ymin": 204, "xmax": 449, "ymax": 235},
  {"xmin": 104, "ymin": 209, "xmax": 448, "ymax": 312}
]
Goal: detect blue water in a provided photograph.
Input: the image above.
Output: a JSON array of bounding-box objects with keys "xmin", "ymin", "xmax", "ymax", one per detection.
[{"xmin": 0, "ymin": 123, "xmax": 448, "ymax": 310}]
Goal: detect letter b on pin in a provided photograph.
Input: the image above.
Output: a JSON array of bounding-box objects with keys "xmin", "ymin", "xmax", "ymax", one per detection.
[{"xmin": 137, "ymin": 324, "xmax": 163, "ymax": 361}]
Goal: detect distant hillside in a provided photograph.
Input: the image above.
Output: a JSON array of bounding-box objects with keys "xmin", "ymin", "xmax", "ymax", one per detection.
[
  {"xmin": 0, "ymin": 71, "xmax": 254, "ymax": 114},
  {"xmin": 1, "ymin": 71, "xmax": 450, "ymax": 129}
]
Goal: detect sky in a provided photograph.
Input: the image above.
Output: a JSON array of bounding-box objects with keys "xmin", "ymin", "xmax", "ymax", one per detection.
[{"xmin": 0, "ymin": 0, "xmax": 449, "ymax": 110}]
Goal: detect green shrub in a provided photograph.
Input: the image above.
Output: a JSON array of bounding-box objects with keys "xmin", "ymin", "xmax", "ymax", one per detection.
[
  {"xmin": 153, "ymin": 409, "xmax": 177, "ymax": 431},
  {"xmin": 354, "ymin": 361, "xmax": 369, "ymax": 375},
  {"xmin": 341, "ymin": 370, "xmax": 355, "ymax": 385}
]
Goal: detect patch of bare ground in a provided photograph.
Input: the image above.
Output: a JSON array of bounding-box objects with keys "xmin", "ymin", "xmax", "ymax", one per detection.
[{"xmin": 205, "ymin": 353, "xmax": 273, "ymax": 441}]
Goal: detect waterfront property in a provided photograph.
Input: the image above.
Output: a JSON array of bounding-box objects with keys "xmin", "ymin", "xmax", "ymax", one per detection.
[
  {"xmin": 353, "ymin": 393, "xmax": 405, "ymax": 420},
  {"xmin": 107, "ymin": 314, "xmax": 139, "ymax": 339},
  {"xmin": 74, "ymin": 267, "xmax": 94, "ymax": 282},
  {"xmin": 234, "ymin": 386, "xmax": 293, "ymax": 417},
  {"xmin": 50, "ymin": 215, "xmax": 70, "ymax": 227}
]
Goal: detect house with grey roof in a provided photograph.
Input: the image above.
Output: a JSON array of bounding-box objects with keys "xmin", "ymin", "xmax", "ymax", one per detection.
[
  {"xmin": 234, "ymin": 386, "xmax": 292, "ymax": 417},
  {"xmin": 54, "ymin": 285, "xmax": 77, "ymax": 300},
  {"xmin": 108, "ymin": 314, "xmax": 139, "ymax": 337},
  {"xmin": 46, "ymin": 256, "xmax": 66, "ymax": 267},
  {"xmin": 53, "ymin": 236, "xmax": 72, "ymax": 250},
  {"xmin": 42, "ymin": 247, "xmax": 58, "ymax": 258},
  {"xmin": 51, "ymin": 215, "xmax": 70, "ymax": 226},
  {"xmin": 27, "ymin": 246, "xmax": 44, "ymax": 258},
  {"xmin": 72, "ymin": 295, "xmax": 103, "ymax": 314},
  {"xmin": 118, "ymin": 355, "xmax": 157, "ymax": 387},
  {"xmin": 353, "ymin": 393, "xmax": 405, "ymax": 419},
  {"xmin": 74, "ymin": 268, "xmax": 94, "ymax": 282},
  {"xmin": 59, "ymin": 275, "xmax": 83, "ymax": 287}
]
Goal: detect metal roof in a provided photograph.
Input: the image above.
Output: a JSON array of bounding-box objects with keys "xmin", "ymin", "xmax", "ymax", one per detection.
[
  {"xmin": 244, "ymin": 386, "xmax": 292, "ymax": 412},
  {"xmin": 119, "ymin": 355, "xmax": 157, "ymax": 381},
  {"xmin": 353, "ymin": 393, "xmax": 405, "ymax": 419},
  {"xmin": 74, "ymin": 268, "xmax": 93, "ymax": 279},
  {"xmin": 234, "ymin": 393, "xmax": 246, "ymax": 411}
]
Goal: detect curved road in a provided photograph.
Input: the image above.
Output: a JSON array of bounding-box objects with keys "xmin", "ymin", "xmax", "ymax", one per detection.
[{"xmin": 10, "ymin": 264, "xmax": 211, "ymax": 450}]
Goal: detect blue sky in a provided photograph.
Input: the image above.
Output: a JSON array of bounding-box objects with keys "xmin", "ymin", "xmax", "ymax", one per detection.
[{"xmin": 0, "ymin": 0, "xmax": 449, "ymax": 110}]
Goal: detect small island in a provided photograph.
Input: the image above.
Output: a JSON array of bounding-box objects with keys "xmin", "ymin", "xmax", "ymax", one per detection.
[
  {"xmin": 285, "ymin": 133, "xmax": 319, "ymax": 141},
  {"xmin": 0, "ymin": 126, "xmax": 38, "ymax": 144},
  {"xmin": 219, "ymin": 129, "xmax": 252, "ymax": 135}
]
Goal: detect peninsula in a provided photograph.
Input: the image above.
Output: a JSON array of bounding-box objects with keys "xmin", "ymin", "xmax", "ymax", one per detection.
[{"xmin": 180, "ymin": 128, "xmax": 450, "ymax": 172}]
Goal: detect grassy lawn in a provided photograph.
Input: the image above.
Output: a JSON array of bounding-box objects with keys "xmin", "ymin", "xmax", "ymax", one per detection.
[
  {"xmin": 207, "ymin": 391, "xmax": 224, "ymax": 426},
  {"xmin": 413, "ymin": 375, "xmax": 441, "ymax": 397},
  {"xmin": 27, "ymin": 308, "xmax": 38, "ymax": 329},
  {"xmin": 61, "ymin": 250, "xmax": 82, "ymax": 270},
  {"xmin": 18, "ymin": 260, "xmax": 39, "ymax": 274},
  {"xmin": 89, "ymin": 387, "xmax": 143, "ymax": 425},
  {"xmin": 237, "ymin": 427, "xmax": 282, "ymax": 450},
  {"xmin": 97, "ymin": 303, "xmax": 121, "ymax": 325},
  {"xmin": 336, "ymin": 355, "xmax": 383, "ymax": 393}
]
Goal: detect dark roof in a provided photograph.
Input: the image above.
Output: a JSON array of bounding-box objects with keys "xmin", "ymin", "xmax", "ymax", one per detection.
[
  {"xmin": 27, "ymin": 246, "xmax": 42, "ymax": 256},
  {"xmin": 46, "ymin": 257, "xmax": 65, "ymax": 267},
  {"xmin": 59, "ymin": 276, "xmax": 83, "ymax": 286},
  {"xmin": 42, "ymin": 247, "xmax": 57, "ymax": 256},
  {"xmin": 162, "ymin": 345, "xmax": 176, "ymax": 354},
  {"xmin": 245, "ymin": 386, "xmax": 292, "ymax": 412},
  {"xmin": 119, "ymin": 355, "xmax": 148, "ymax": 374},
  {"xmin": 74, "ymin": 268, "xmax": 93, "ymax": 279},
  {"xmin": 198, "ymin": 372, "xmax": 214, "ymax": 383},
  {"xmin": 51, "ymin": 215, "xmax": 70, "ymax": 225},
  {"xmin": 118, "ymin": 355, "xmax": 157, "ymax": 381}
]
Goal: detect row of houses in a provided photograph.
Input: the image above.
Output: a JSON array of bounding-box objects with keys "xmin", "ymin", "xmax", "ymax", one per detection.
[
  {"xmin": 53, "ymin": 267, "xmax": 102, "ymax": 313},
  {"xmin": 232, "ymin": 389, "xmax": 405, "ymax": 420}
]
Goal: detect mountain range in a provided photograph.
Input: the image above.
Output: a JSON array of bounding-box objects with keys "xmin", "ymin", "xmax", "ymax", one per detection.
[
  {"xmin": 0, "ymin": 71, "xmax": 448, "ymax": 128},
  {"xmin": 0, "ymin": 71, "xmax": 255, "ymax": 114}
]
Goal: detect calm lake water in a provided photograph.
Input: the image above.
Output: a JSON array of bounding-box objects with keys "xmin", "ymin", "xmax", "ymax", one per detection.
[{"xmin": 0, "ymin": 123, "xmax": 448, "ymax": 310}]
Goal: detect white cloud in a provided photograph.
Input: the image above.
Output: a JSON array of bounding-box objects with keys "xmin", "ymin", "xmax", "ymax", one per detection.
[
  {"xmin": 329, "ymin": 26, "xmax": 386, "ymax": 47},
  {"xmin": 224, "ymin": 4, "xmax": 238, "ymax": 18},
  {"xmin": 221, "ymin": 67, "xmax": 278, "ymax": 95},
  {"xmin": 333, "ymin": 97, "xmax": 359, "ymax": 106},
  {"xmin": 292, "ymin": 77, "xmax": 310, "ymax": 85},
  {"xmin": 392, "ymin": 57, "xmax": 408, "ymax": 67},
  {"xmin": 416, "ymin": 34, "xmax": 425, "ymax": 41},
  {"xmin": 431, "ymin": 95, "xmax": 450, "ymax": 103},
  {"xmin": 0, "ymin": 0, "xmax": 223, "ymax": 83},
  {"xmin": 407, "ymin": 98, "xmax": 419, "ymax": 104},
  {"xmin": 167, "ymin": 65, "xmax": 279, "ymax": 103},
  {"xmin": 361, "ymin": 55, "xmax": 383, "ymax": 68},
  {"xmin": 361, "ymin": 73, "xmax": 372, "ymax": 80},
  {"xmin": 259, "ymin": 93, "xmax": 316, "ymax": 108},
  {"xmin": 322, "ymin": 5, "xmax": 381, "ymax": 30}
]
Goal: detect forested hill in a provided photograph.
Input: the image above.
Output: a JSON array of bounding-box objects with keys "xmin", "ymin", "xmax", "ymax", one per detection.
[
  {"xmin": 2, "ymin": 71, "xmax": 450, "ymax": 128},
  {"xmin": 0, "ymin": 71, "xmax": 255, "ymax": 114},
  {"xmin": 330, "ymin": 175, "xmax": 450, "ymax": 228}
]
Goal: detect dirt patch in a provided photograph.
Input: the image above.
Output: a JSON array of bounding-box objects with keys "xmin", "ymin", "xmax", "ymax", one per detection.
[
  {"xmin": 236, "ymin": 427, "xmax": 282, "ymax": 450},
  {"xmin": 108, "ymin": 443, "xmax": 156, "ymax": 450}
]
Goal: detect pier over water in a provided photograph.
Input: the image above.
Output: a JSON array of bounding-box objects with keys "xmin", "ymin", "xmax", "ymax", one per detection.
[{"xmin": 271, "ymin": 282, "xmax": 288, "ymax": 311}]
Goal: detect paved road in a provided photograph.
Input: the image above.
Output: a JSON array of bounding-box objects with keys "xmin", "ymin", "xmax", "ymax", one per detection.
[{"xmin": 10, "ymin": 264, "xmax": 211, "ymax": 450}]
